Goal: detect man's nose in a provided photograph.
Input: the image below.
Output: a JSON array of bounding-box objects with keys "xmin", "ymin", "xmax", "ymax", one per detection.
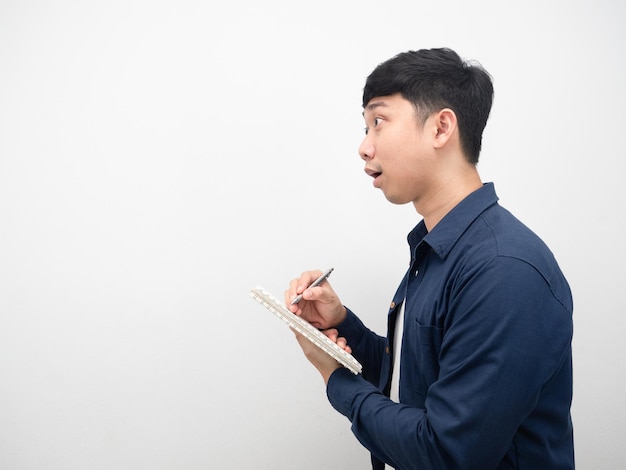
[{"xmin": 359, "ymin": 136, "xmax": 374, "ymax": 161}]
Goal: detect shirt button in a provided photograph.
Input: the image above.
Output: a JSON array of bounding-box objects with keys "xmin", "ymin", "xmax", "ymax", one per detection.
[
  {"xmin": 390, "ymin": 301, "xmax": 396, "ymax": 309},
  {"xmin": 385, "ymin": 346, "xmax": 390, "ymax": 354}
]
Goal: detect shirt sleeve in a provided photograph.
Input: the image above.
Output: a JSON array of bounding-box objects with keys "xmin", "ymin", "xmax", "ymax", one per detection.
[
  {"xmin": 326, "ymin": 256, "xmax": 573, "ymax": 469},
  {"xmin": 336, "ymin": 307, "xmax": 387, "ymax": 386}
]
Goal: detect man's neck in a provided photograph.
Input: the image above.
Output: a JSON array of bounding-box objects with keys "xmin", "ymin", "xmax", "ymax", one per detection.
[{"xmin": 415, "ymin": 168, "xmax": 483, "ymax": 232}]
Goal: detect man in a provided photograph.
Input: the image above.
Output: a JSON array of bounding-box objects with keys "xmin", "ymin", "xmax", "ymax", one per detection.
[{"xmin": 285, "ymin": 48, "xmax": 574, "ymax": 469}]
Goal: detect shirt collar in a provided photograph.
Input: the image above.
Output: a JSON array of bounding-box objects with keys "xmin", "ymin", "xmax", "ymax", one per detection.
[{"xmin": 407, "ymin": 182, "xmax": 499, "ymax": 259}]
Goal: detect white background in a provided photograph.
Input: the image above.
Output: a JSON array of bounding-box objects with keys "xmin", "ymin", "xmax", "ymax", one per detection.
[{"xmin": 1, "ymin": 1, "xmax": 624, "ymax": 468}]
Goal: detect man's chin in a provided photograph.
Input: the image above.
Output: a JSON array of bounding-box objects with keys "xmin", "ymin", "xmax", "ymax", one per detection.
[{"xmin": 383, "ymin": 192, "xmax": 411, "ymax": 206}]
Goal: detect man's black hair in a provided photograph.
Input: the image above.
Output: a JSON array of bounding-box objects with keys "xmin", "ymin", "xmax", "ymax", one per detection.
[{"xmin": 363, "ymin": 48, "xmax": 494, "ymax": 164}]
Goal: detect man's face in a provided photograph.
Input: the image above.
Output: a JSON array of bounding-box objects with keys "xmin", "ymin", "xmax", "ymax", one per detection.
[{"xmin": 359, "ymin": 93, "xmax": 435, "ymax": 206}]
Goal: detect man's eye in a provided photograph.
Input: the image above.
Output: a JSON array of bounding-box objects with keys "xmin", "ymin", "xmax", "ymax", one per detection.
[{"xmin": 364, "ymin": 118, "xmax": 383, "ymax": 135}]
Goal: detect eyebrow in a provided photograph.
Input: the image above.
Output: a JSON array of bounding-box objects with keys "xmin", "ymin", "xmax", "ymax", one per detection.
[{"xmin": 362, "ymin": 100, "xmax": 389, "ymax": 116}]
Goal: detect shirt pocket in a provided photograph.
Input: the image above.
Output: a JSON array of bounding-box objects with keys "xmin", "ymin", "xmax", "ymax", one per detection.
[{"xmin": 403, "ymin": 320, "xmax": 444, "ymax": 404}]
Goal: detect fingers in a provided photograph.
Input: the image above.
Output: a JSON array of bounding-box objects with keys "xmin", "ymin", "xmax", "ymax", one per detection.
[
  {"xmin": 292, "ymin": 329, "xmax": 342, "ymax": 384},
  {"xmin": 284, "ymin": 269, "xmax": 324, "ymax": 311},
  {"xmin": 295, "ymin": 269, "xmax": 324, "ymax": 294},
  {"xmin": 283, "ymin": 269, "xmax": 347, "ymax": 329},
  {"xmin": 294, "ymin": 327, "xmax": 351, "ymax": 353},
  {"xmin": 323, "ymin": 329, "xmax": 351, "ymax": 353}
]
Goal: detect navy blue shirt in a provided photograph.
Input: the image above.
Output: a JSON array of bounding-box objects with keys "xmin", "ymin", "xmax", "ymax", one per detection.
[{"xmin": 328, "ymin": 183, "xmax": 574, "ymax": 469}]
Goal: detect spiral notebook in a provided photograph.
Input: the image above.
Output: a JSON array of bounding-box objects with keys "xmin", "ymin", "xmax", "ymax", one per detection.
[{"xmin": 250, "ymin": 286, "xmax": 362, "ymax": 375}]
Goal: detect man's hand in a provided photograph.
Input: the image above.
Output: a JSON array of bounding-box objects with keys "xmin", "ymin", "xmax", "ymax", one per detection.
[
  {"xmin": 293, "ymin": 328, "xmax": 351, "ymax": 384},
  {"xmin": 285, "ymin": 269, "xmax": 350, "ymax": 383},
  {"xmin": 284, "ymin": 269, "xmax": 347, "ymax": 330}
]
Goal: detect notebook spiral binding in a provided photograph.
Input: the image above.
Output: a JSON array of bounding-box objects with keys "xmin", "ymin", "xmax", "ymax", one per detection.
[{"xmin": 250, "ymin": 286, "xmax": 362, "ymax": 375}]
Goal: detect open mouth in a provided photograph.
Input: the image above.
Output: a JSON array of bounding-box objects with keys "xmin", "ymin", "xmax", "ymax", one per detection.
[
  {"xmin": 365, "ymin": 167, "xmax": 382, "ymax": 179},
  {"xmin": 364, "ymin": 167, "xmax": 383, "ymax": 188}
]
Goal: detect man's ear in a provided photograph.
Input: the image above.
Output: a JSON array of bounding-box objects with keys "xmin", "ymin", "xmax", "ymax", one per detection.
[{"xmin": 432, "ymin": 108, "xmax": 458, "ymax": 149}]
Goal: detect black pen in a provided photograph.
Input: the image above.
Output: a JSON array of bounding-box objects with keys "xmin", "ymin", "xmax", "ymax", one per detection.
[{"xmin": 290, "ymin": 268, "xmax": 334, "ymax": 305}]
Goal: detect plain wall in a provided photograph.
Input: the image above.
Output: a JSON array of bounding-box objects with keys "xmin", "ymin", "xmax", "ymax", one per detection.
[{"xmin": 1, "ymin": 1, "xmax": 624, "ymax": 468}]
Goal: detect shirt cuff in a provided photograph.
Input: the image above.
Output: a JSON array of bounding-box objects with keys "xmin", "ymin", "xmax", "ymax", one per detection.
[
  {"xmin": 326, "ymin": 366, "xmax": 378, "ymax": 418},
  {"xmin": 336, "ymin": 307, "xmax": 368, "ymax": 342}
]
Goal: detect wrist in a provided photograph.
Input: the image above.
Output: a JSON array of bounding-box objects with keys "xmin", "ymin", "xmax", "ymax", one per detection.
[
  {"xmin": 322, "ymin": 364, "xmax": 341, "ymax": 385},
  {"xmin": 334, "ymin": 306, "xmax": 347, "ymax": 327}
]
